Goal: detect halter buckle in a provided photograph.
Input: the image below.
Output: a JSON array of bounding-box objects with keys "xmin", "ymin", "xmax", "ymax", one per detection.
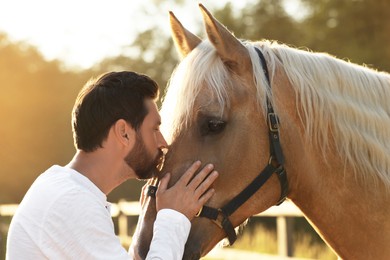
[
  {"xmin": 210, "ymin": 209, "xmax": 224, "ymax": 229},
  {"xmin": 268, "ymin": 113, "xmax": 279, "ymax": 132}
]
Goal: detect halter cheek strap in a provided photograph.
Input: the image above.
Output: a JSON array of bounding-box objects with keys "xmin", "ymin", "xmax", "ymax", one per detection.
[
  {"xmin": 147, "ymin": 47, "xmax": 288, "ymax": 246},
  {"xmin": 198, "ymin": 48, "xmax": 288, "ymax": 245}
]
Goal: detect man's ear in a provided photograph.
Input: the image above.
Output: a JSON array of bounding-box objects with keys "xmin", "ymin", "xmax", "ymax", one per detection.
[{"xmin": 113, "ymin": 119, "xmax": 136, "ymax": 148}]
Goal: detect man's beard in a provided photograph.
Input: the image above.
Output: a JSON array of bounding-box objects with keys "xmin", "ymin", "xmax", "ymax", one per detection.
[{"xmin": 125, "ymin": 134, "xmax": 164, "ymax": 179}]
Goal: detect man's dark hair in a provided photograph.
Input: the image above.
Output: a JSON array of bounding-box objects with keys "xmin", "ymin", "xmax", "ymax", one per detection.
[{"xmin": 72, "ymin": 71, "xmax": 159, "ymax": 152}]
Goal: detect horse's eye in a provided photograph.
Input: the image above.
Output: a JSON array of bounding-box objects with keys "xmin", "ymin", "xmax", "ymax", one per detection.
[{"xmin": 206, "ymin": 119, "xmax": 226, "ymax": 134}]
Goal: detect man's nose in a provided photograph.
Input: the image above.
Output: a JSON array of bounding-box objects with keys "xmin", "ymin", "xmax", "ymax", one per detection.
[{"xmin": 158, "ymin": 132, "xmax": 168, "ymax": 150}]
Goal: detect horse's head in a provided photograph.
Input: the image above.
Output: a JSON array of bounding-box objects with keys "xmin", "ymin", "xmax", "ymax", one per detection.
[
  {"xmin": 131, "ymin": 4, "xmax": 390, "ymax": 258},
  {"xmin": 133, "ymin": 4, "xmax": 293, "ymax": 259}
]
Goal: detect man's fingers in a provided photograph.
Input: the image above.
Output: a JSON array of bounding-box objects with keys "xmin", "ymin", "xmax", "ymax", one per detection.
[
  {"xmin": 187, "ymin": 164, "xmax": 214, "ymax": 189},
  {"xmin": 178, "ymin": 161, "xmax": 202, "ymax": 185},
  {"xmin": 194, "ymin": 170, "xmax": 218, "ymax": 197},
  {"xmin": 198, "ymin": 188, "xmax": 216, "ymax": 205},
  {"xmin": 157, "ymin": 173, "xmax": 170, "ymax": 194}
]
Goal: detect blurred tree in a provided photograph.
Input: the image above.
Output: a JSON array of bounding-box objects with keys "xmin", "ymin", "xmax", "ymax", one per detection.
[
  {"xmin": 212, "ymin": 0, "xmax": 390, "ymax": 71},
  {"xmin": 0, "ymin": 34, "xmax": 89, "ymax": 203},
  {"xmin": 300, "ymin": 0, "xmax": 390, "ymax": 71},
  {"xmin": 240, "ymin": 0, "xmax": 305, "ymax": 45},
  {"xmin": 93, "ymin": 29, "xmax": 178, "ymax": 103}
]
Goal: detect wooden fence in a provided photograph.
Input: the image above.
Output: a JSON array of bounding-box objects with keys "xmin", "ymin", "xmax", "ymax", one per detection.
[{"xmin": 0, "ymin": 200, "xmax": 303, "ymax": 258}]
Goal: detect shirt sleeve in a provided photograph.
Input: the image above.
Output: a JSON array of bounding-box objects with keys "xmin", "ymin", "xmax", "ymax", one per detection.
[{"xmin": 145, "ymin": 209, "xmax": 191, "ymax": 260}]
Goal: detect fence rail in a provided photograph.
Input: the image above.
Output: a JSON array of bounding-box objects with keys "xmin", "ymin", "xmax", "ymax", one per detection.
[{"xmin": 0, "ymin": 200, "xmax": 303, "ymax": 258}]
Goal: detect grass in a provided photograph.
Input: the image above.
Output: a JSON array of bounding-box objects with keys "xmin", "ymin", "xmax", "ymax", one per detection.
[{"xmin": 222, "ymin": 219, "xmax": 337, "ymax": 260}]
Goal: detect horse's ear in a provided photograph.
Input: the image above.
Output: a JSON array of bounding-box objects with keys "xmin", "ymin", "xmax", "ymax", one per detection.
[
  {"xmin": 199, "ymin": 4, "xmax": 250, "ymax": 72},
  {"xmin": 169, "ymin": 11, "xmax": 202, "ymax": 59}
]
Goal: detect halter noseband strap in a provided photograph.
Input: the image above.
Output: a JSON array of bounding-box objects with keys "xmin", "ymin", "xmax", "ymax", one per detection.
[{"xmin": 148, "ymin": 47, "xmax": 288, "ymax": 246}]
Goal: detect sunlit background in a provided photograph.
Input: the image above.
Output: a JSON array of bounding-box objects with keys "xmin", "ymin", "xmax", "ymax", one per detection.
[
  {"xmin": 0, "ymin": 0, "xmax": 264, "ymax": 69},
  {"xmin": 0, "ymin": 0, "xmax": 389, "ymax": 259}
]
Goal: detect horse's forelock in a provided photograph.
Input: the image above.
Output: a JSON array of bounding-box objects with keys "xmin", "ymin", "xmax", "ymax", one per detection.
[
  {"xmin": 161, "ymin": 41, "xmax": 234, "ymax": 143},
  {"xmin": 160, "ymin": 40, "xmax": 276, "ymax": 143}
]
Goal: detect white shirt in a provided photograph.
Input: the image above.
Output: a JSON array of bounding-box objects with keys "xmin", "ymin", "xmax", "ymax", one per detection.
[{"xmin": 6, "ymin": 165, "xmax": 190, "ymax": 260}]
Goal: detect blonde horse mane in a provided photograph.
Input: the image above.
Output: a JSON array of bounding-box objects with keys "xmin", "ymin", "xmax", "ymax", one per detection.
[{"xmin": 160, "ymin": 40, "xmax": 390, "ymax": 190}]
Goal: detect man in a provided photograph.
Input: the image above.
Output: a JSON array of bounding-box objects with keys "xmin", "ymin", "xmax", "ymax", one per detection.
[{"xmin": 6, "ymin": 71, "xmax": 218, "ymax": 259}]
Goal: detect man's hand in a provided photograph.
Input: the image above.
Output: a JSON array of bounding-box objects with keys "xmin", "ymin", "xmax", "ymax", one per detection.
[{"xmin": 156, "ymin": 161, "xmax": 218, "ymax": 220}]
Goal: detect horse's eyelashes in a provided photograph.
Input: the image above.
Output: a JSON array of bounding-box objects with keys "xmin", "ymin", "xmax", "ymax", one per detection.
[
  {"xmin": 206, "ymin": 119, "xmax": 226, "ymax": 135},
  {"xmin": 198, "ymin": 118, "xmax": 226, "ymax": 136}
]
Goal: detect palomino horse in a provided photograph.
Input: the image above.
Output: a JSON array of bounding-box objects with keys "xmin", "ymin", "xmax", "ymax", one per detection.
[{"xmin": 132, "ymin": 4, "xmax": 390, "ymax": 260}]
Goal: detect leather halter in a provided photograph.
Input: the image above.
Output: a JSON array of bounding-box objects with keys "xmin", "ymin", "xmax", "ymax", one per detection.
[{"xmin": 148, "ymin": 47, "xmax": 288, "ymax": 245}]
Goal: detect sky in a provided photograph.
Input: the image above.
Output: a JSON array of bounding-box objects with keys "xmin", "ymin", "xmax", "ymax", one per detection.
[{"xmin": 0, "ymin": 0, "xmax": 300, "ymax": 69}]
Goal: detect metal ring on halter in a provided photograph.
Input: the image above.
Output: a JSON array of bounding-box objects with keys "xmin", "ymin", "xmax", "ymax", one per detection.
[
  {"xmin": 268, "ymin": 156, "xmax": 275, "ymax": 165},
  {"xmin": 195, "ymin": 206, "xmax": 203, "ymax": 217},
  {"xmin": 147, "ymin": 185, "xmax": 157, "ymax": 198}
]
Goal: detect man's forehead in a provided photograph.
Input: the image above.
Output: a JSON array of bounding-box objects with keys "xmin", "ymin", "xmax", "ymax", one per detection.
[
  {"xmin": 145, "ymin": 99, "xmax": 157, "ymax": 108},
  {"xmin": 145, "ymin": 99, "xmax": 161, "ymax": 123}
]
